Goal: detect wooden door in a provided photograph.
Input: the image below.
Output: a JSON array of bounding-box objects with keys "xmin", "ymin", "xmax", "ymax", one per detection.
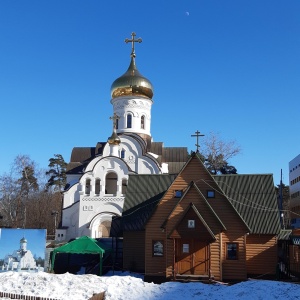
[{"xmin": 176, "ymin": 239, "xmax": 209, "ymax": 275}]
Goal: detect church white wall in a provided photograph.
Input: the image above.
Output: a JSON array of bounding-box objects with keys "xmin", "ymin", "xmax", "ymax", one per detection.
[
  {"xmin": 78, "ymin": 199, "xmax": 124, "ymax": 237},
  {"xmin": 111, "ymin": 95, "xmax": 153, "ymax": 137},
  {"xmin": 60, "ymin": 201, "xmax": 80, "ymax": 241},
  {"xmin": 60, "ymin": 86, "xmax": 162, "ymax": 240},
  {"xmin": 102, "ymin": 135, "xmax": 161, "ymax": 175},
  {"xmin": 63, "ymin": 183, "xmax": 81, "ymax": 208}
]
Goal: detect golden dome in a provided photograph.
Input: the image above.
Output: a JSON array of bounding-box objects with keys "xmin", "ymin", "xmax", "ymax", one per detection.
[
  {"xmin": 111, "ymin": 57, "xmax": 153, "ymax": 99},
  {"xmin": 107, "ymin": 131, "xmax": 121, "ymax": 145}
]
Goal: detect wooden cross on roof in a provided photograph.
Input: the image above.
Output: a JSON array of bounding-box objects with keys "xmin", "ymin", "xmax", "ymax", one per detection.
[
  {"xmin": 191, "ymin": 130, "xmax": 205, "ymax": 153},
  {"xmin": 125, "ymin": 32, "xmax": 142, "ymax": 57}
]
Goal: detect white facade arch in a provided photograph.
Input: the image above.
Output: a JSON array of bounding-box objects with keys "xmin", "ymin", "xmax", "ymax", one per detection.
[{"xmin": 89, "ymin": 213, "xmax": 119, "ymax": 239}]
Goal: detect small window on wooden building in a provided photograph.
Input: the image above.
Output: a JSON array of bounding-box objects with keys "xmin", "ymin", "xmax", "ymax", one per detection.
[
  {"xmin": 226, "ymin": 243, "xmax": 238, "ymax": 260},
  {"xmin": 188, "ymin": 220, "xmax": 195, "ymax": 228},
  {"xmin": 183, "ymin": 244, "xmax": 189, "ymax": 253},
  {"xmin": 174, "ymin": 190, "xmax": 183, "ymax": 198},
  {"xmin": 153, "ymin": 240, "xmax": 164, "ymax": 257},
  {"xmin": 207, "ymin": 190, "xmax": 215, "ymax": 198}
]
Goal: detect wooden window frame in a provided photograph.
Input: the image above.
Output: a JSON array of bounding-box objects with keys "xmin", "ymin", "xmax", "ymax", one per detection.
[
  {"xmin": 152, "ymin": 240, "xmax": 164, "ymax": 257},
  {"xmin": 188, "ymin": 219, "xmax": 195, "ymax": 228},
  {"xmin": 226, "ymin": 242, "xmax": 238, "ymax": 260},
  {"xmin": 174, "ymin": 190, "xmax": 183, "ymax": 198}
]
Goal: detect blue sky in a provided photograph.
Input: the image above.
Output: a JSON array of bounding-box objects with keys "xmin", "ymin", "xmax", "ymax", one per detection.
[
  {"xmin": 0, "ymin": 0, "xmax": 299, "ymax": 185},
  {"xmin": 0, "ymin": 228, "xmax": 46, "ymax": 259}
]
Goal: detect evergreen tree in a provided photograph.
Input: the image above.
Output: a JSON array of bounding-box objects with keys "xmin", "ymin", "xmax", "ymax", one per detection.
[{"xmin": 46, "ymin": 154, "xmax": 67, "ymax": 191}]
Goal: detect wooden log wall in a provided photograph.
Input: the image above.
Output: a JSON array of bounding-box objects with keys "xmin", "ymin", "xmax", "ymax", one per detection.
[{"xmin": 246, "ymin": 234, "xmax": 277, "ymax": 277}]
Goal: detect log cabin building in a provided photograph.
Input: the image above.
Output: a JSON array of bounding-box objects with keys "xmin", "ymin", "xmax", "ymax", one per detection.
[{"xmin": 119, "ymin": 152, "xmax": 282, "ymax": 282}]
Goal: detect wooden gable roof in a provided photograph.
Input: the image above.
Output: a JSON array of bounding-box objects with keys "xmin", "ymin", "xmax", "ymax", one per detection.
[
  {"xmin": 161, "ymin": 181, "xmax": 226, "ymax": 235},
  {"xmin": 152, "ymin": 152, "xmax": 250, "ymax": 236},
  {"xmin": 168, "ymin": 203, "xmax": 217, "ymax": 241}
]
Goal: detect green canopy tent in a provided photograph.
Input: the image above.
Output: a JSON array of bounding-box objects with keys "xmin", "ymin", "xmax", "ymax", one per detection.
[{"xmin": 50, "ymin": 236, "xmax": 111, "ymax": 276}]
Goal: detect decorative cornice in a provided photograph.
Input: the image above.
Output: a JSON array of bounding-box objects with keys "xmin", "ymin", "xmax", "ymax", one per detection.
[{"xmin": 82, "ymin": 197, "xmax": 125, "ymax": 202}]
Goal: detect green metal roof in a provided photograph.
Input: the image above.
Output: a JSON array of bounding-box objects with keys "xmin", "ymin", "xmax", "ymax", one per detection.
[
  {"xmin": 122, "ymin": 174, "xmax": 176, "ymax": 231},
  {"xmin": 214, "ymin": 174, "xmax": 281, "ymax": 235},
  {"xmin": 121, "ymin": 171, "xmax": 281, "ymax": 235},
  {"xmin": 277, "ymin": 229, "xmax": 292, "ymax": 241}
]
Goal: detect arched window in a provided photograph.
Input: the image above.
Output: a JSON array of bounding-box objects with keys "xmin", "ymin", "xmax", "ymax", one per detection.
[
  {"xmin": 141, "ymin": 115, "xmax": 145, "ymax": 129},
  {"xmin": 116, "ymin": 118, "xmax": 119, "ymax": 130},
  {"xmin": 105, "ymin": 172, "xmax": 118, "ymax": 195},
  {"xmin": 122, "ymin": 178, "xmax": 128, "ymax": 195},
  {"xmin": 127, "ymin": 114, "xmax": 132, "ymax": 128},
  {"xmin": 121, "ymin": 149, "xmax": 125, "ymax": 159},
  {"xmin": 95, "ymin": 179, "xmax": 100, "ymax": 195},
  {"xmin": 85, "ymin": 178, "xmax": 91, "ymax": 195}
]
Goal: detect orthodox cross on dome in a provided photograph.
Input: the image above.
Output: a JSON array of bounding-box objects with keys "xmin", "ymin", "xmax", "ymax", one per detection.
[
  {"xmin": 125, "ymin": 32, "xmax": 142, "ymax": 58},
  {"xmin": 191, "ymin": 130, "xmax": 205, "ymax": 153},
  {"xmin": 109, "ymin": 113, "xmax": 120, "ymax": 130}
]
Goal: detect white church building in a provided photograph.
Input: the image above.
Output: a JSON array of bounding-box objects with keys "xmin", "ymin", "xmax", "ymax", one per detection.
[
  {"xmin": 3, "ymin": 237, "xmax": 37, "ymax": 271},
  {"xmin": 56, "ymin": 33, "xmax": 188, "ymax": 242}
]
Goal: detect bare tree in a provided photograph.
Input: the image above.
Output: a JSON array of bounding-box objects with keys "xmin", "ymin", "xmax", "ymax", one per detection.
[
  {"xmin": 25, "ymin": 191, "xmax": 62, "ymax": 235},
  {"xmin": 0, "ymin": 155, "xmax": 39, "ymax": 228},
  {"xmin": 0, "ymin": 173, "xmax": 19, "ymax": 227},
  {"xmin": 0, "ymin": 155, "xmax": 63, "ymax": 236},
  {"xmin": 201, "ymin": 132, "xmax": 241, "ymax": 175}
]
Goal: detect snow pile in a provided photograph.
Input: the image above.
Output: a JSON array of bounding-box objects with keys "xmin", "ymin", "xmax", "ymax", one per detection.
[{"xmin": 0, "ymin": 271, "xmax": 299, "ymax": 300}]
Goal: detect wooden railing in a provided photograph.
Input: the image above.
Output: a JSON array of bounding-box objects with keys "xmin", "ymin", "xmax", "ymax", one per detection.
[{"xmin": 0, "ymin": 291, "xmax": 105, "ymax": 300}]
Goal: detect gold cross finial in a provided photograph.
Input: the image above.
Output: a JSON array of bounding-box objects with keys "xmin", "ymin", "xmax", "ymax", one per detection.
[
  {"xmin": 109, "ymin": 113, "xmax": 120, "ymax": 130},
  {"xmin": 125, "ymin": 32, "xmax": 142, "ymax": 58},
  {"xmin": 191, "ymin": 130, "xmax": 205, "ymax": 153}
]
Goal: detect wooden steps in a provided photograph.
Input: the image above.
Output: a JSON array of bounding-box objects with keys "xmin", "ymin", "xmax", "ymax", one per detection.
[{"xmin": 175, "ymin": 274, "xmax": 213, "ymax": 283}]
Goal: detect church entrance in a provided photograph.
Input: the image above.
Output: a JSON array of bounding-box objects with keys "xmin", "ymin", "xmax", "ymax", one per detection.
[
  {"xmin": 90, "ymin": 214, "xmax": 114, "ymax": 239},
  {"xmin": 97, "ymin": 220, "xmax": 111, "ymax": 238},
  {"xmin": 175, "ymin": 239, "xmax": 209, "ymax": 275}
]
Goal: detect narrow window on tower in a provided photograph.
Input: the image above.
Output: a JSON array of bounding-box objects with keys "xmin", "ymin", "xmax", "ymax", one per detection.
[
  {"xmin": 116, "ymin": 118, "xmax": 119, "ymax": 130},
  {"xmin": 127, "ymin": 114, "xmax": 132, "ymax": 128},
  {"xmin": 141, "ymin": 115, "xmax": 145, "ymax": 129},
  {"xmin": 121, "ymin": 149, "xmax": 125, "ymax": 159},
  {"xmin": 95, "ymin": 179, "xmax": 100, "ymax": 195}
]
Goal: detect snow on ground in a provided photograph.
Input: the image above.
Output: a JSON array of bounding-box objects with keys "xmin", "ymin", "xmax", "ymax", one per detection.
[{"xmin": 0, "ymin": 271, "xmax": 299, "ymax": 300}]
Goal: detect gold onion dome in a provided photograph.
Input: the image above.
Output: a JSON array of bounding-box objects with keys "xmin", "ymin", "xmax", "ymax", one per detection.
[
  {"xmin": 111, "ymin": 57, "xmax": 154, "ymax": 99},
  {"xmin": 107, "ymin": 130, "xmax": 121, "ymax": 145}
]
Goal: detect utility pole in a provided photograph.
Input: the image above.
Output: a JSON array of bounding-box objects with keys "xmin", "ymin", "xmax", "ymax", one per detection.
[
  {"xmin": 279, "ymin": 169, "xmax": 284, "ymax": 229},
  {"xmin": 51, "ymin": 211, "xmax": 58, "ymax": 235}
]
